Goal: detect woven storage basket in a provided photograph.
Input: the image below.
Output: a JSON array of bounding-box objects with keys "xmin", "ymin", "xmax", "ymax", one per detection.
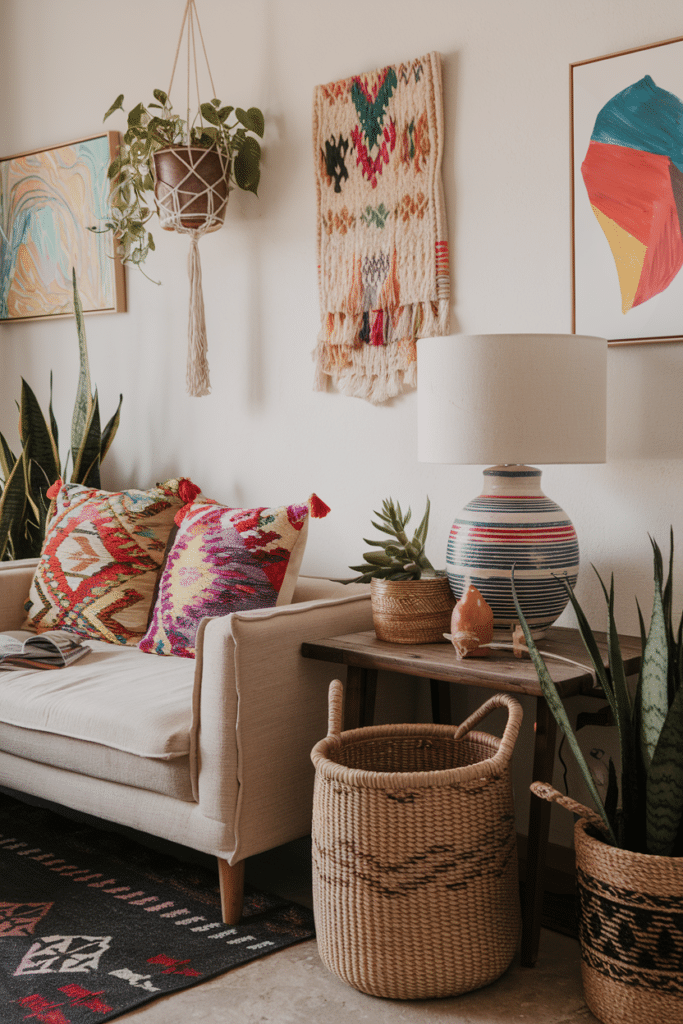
[
  {"xmin": 370, "ymin": 577, "xmax": 455, "ymax": 644},
  {"xmin": 531, "ymin": 784, "xmax": 683, "ymax": 1024},
  {"xmin": 310, "ymin": 680, "xmax": 523, "ymax": 999}
]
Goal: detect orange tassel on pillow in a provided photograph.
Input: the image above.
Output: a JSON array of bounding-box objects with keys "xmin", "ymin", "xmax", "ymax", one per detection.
[
  {"xmin": 46, "ymin": 479, "xmax": 63, "ymax": 500},
  {"xmin": 309, "ymin": 493, "xmax": 331, "ymax": 518}
]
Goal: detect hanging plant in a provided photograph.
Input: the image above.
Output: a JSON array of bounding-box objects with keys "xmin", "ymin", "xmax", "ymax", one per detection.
[
  {"xmin": 97, "ymin": 89, "xmax": 264, "ymax": 272},
  {"xmin": 91, "ymin": 0, "xmax": 265, "ymax": 398}
]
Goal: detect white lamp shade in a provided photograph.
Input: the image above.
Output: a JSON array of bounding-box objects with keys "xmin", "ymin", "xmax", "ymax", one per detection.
[{"xmin": 417, "ymin": 334, "xmax": 607, "ymax": 465}]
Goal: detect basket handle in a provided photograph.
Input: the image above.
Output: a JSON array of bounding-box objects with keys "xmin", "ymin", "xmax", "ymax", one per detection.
[
  {"xmin": 452, "ymin": 692, "xmax": 523, "ymax": 766},
  {"xmin": 530, "ymin": 781, "xmax": 611, "ymax": 838},
  {"xmin": 326, "ymin": 678, "xmax": 345, "ymax": 740}
]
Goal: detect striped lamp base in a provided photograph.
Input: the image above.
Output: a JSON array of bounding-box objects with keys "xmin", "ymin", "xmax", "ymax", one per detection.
[{"xmin": 446, "ymin": 466, "xmax": 578, "ymax": 636}]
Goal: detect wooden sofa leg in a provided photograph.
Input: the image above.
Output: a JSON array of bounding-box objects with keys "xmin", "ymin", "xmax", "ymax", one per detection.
[{"xmin": 217, "ymin": 858, "xmax": 245, "ymax": 924}]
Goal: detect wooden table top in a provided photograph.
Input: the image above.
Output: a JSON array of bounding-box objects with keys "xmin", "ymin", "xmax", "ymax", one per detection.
[{"xmin": 301, "ymin": 626, "xmax": 642, "ymax": 699}]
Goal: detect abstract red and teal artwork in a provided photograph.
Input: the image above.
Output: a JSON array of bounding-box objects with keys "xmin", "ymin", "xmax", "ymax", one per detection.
[{"xmin": 572, "ymin": 36, "xmax": 683, "ymax": 345}]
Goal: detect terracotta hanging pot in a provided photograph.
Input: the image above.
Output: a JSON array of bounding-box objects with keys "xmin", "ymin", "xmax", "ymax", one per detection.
[{"xmin": 153, "ymin": 146, "xmax": 230, "ymax": 232}]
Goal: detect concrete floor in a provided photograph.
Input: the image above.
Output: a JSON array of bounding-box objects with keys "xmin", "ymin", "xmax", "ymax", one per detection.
[{"xmin": 121, "ymin": 839, "xmax": 599, "ymax": 1024}]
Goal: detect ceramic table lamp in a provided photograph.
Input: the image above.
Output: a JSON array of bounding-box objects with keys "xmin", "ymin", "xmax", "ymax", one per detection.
[{"xmin": 417, "ymin": 334, "xmax": 607, "ymax": 637}]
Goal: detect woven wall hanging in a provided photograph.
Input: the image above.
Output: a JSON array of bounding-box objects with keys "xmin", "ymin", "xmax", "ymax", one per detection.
[{"xmin": 313, "ymin": 52, "xmax": 450, "ymax": 403}]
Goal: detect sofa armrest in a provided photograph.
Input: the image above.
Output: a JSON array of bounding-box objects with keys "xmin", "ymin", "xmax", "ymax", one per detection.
[
  {"xmin": 192, "ymin": 578, "xmax": 372, "ymax": 861},
  {"xmin": 0, "ymin": 558, "xmax": 39, "ymax": 630}
]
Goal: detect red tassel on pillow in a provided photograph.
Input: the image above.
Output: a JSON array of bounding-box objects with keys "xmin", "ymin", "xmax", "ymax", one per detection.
[
  {"xmin": 46, "ymin": 478, "xmax": 63, "ymax": 500},
  {"xmin": 178, "ymin": 478, "xmax": 201, "ymax": 504},
  {"xmin": 309, "ymin": 493, "xmax": 331, "ymax": 519}
]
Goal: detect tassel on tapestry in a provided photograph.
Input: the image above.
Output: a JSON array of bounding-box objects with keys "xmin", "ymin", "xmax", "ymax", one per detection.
[{"xmin": 312, "ymin": 51, "xmax": 450, "ymax": 403}]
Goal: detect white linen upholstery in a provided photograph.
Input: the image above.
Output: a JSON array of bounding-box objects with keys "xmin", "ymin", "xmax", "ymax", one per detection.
[
  {"xmin": 0, "ymin": 724, "xmax": 193, "ymax": 800},
  {"xmin": 0, "ymin": 558, "xmax": 374, "ymax": 872},
  {"xmin": 0, "ymin": 636, "xmax": 193, "ymax": 758}
]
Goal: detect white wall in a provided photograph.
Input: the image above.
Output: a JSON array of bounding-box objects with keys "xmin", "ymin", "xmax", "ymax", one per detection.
[{"xmin": 2, "ymin": 0, "xmax": 683, "ymax": 841}]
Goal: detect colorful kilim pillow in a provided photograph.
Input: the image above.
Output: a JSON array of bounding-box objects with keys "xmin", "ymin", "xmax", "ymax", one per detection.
[
  {"xmin": 23, "ymin": 478, "xmax": 201, "ymax": 646},
  {"xmin": 313, "ymin": 51, "xmax": 449, "ymax": 403},
  {"xmin": 138, "ymin": 494, "xmax": 331, "ymax": 659}
]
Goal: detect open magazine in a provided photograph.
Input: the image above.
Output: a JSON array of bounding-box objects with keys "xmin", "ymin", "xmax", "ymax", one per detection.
[{"xmin": 0, "ymin": 630, "xmax": 91, "ymax": 670}]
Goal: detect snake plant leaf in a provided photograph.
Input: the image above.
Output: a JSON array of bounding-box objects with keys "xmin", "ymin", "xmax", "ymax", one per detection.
[
  {"xmin": 511, "ymin": 568, "xmax": 617, "ymax": 844},
  {"xmin": 0, "ymin": 451, "xmax": 28, "ymax": 561},
  {"xmin": 0, "ymin": 432, "xmax": 16, "ymax": 482},
  {"xmin": 646, "ymin": 682, "xmax": 683, "ymax": 855},
  {"xmin": 19, "ymin": 379, "xmax": 60, "ymax": 488},
  {"xmin": 591, "ymin": 569, "xmax": 639, "ymax": 830},
  {"xmin": 71, "ymin": 395, "xmax": 102, "ymax": 488},
  {"xmin": 48, "ymin": 372, "xmax": 59, "ymax": 455},
  {"xmin": 70, "ymin": 270, "xmax": 95, "ymax": 474},
  {"xmin": 100, "ymin": 393, "xmax": 122, "ymax": 463},
  {"xmin": 555, "ymin": 573, "xmax": 611, "ymax": 697},
  {"xmin": 640, "ymin": 539, "xmax": 669, "ymax": 770}
]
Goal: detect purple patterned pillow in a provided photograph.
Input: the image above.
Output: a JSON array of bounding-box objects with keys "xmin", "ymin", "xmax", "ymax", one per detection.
[{"xmin": 138, "ymin": 495, "xmax": 330, "ymax": 658}]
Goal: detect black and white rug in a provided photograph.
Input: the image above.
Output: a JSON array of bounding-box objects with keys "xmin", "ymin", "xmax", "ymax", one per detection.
[{"xmin": 0, "ymin": 793, "xmax": 314, "ymax": 1022}]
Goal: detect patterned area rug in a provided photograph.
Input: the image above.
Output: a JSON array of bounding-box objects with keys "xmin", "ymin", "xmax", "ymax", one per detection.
[{"xmin": 0, "ymin": 794, "xmax": 314, "ymax": 1022}]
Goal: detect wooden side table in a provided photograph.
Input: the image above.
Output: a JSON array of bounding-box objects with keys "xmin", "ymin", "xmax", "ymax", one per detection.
[{"xmin": 301, "ymin": 626, "xmax": 641, "ymax": 968}]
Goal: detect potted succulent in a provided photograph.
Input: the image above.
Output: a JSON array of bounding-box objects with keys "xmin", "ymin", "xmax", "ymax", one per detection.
[
  {"xmin": 348, "ymin": 497, "xmax": 454, "ymax": 643},
  {"xmin": 96, "ymin": 89, "xmax": 264, "ymax": 273},
  {"xmin": 512, "ymin": 536, "xmax": 683, "ymax": 1024}
]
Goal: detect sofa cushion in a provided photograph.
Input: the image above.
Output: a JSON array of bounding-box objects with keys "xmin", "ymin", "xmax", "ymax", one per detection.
[
  {"xmin": 0, "ymin": 636, "xmax": 194, "ymax": 759},
  {"xmin": 139, "ymin": 495, "xmax": 329, "ymax": 659},
  {"xmin": 0, "ymin": 724, "xmax": 194, "ymax": 801},
  {"xmin": 23, "ymin": 478, "xmax": 200, "ymax": 645}
]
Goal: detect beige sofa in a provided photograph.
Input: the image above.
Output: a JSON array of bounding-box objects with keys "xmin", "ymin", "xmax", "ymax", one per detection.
[{"xmin": 0, "ymin": 557, "xmax": 372, "ymax": 924}]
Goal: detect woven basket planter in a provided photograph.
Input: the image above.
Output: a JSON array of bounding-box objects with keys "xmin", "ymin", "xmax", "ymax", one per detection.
[
  {"xmin": 370, "ymin": 576, "xmax": 455, "ymax": 644},
  {"xmin": 153, "ymin": 146, "xmax": 230, "ymax": 233},
  {"xmin": 574, "ymin": 817, "xmax": 683, "ymax": 1024},
  {"xmin": 310, "ymin": 681, "xmax": 523, "ymax": 1000}
]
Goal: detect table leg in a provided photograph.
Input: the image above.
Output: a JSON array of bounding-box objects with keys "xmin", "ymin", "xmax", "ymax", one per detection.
[
  {"xmin": 520, "ymin": 696, "xmax": 558, "ymax": 967},
  {"xmin": 344, "ymin": 667, "xmax": 378, "ymax": 729},
  {"xmin": 430, "ymin": 679, "xmax": 452, "ymax": 724}
]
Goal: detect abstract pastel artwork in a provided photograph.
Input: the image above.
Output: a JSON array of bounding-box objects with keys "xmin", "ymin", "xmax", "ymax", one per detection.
[
  {"xmin": 0, "ymin": 132, "xmax": 126, "ymax": 322},
  {"xmin": 572, "ymin": 36, "xmax": 683, "ymax": 345}
]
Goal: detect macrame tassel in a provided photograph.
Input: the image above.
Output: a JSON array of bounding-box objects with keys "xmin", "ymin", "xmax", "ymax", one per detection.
[{"xmin": 186, "ymin": 235, "xmax": 211, "ymax": 398}]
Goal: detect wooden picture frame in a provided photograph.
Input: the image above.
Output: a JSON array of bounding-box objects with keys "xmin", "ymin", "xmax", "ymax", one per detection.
[
  {"xmin": 571, "ymin": 36, "xmax": 683, "ymax": 345},
  {"xmin": 0, "ymin": 131, "xmax": 126, "ymax": 323}
]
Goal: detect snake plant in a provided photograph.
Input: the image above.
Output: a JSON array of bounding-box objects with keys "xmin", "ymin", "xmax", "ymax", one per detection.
[
  {"xmin": 0, "ymin": 270, "xmax": 122, "ymax": 560},
  {"xmin": 347, "ymin": 496, "xmax": 443, "ymax": 582},
  {"xmin": 512, "ymin": 533, "xmax": 683, "ymax": 856}
]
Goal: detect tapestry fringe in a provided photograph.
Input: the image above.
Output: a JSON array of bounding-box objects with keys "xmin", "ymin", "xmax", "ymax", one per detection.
[{"xmin": 313, "ymin": 299, "xmax": 449, "ymax": 402}]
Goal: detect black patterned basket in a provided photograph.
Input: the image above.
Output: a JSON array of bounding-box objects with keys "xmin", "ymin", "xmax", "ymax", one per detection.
[
  {"xmin": 310, "ymin": 680, "xmax": 523, "ymax": 1000},
  {"xmin": 575, "ymin": 817, "xmax": 683, "ymax": 1024}
]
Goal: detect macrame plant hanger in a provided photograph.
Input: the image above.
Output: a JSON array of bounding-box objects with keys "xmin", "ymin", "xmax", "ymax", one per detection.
[{"xmin": 158, "ymin": 0, "xmax": 231, "ymax": 397}]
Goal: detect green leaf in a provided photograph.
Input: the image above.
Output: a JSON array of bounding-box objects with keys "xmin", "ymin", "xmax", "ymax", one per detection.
[
  {"xmin": 233, "ymin": 136, "xmax": 261, "ymax": 194},
  {"xmin": 19, "ymin": 379, "xmax": 60, "ymax": 485},
  {"xmin": 0, "ymin": 432, "xmax": 16, "ymax": 482},
  {"xmin": 640, "ymin": 538, "xmax": 669, "ymax": 770},
  {"xmin": 103, "ymin": 94, "xmax": 124, "ymax": 121},
  {"xmin": 511, "ymin": 567, "xmax": 617, "ymax": 844},
  {"xmin": 153, "ymin": 88, "xmax": 168, "ymax": 106},
  {"xmin": 100, "ymin": 394, "xmax": 123, "ymax": 462},
  {"xmin": 0, "ymin": 451, "xmax": 28, "ymax": 560},
  {"xmin": 127, "ymin": 102, "xmax": 146, "ymax": 128},
  {"xmin": 71, "ymin": 393, "xmax": 101, "ymax": 487},
  {"xmin": 200, "ymin": 102, "xmax": 221, "ymax": 126},
  {"xmin": 236, "ymin": 106, "xmax": 265, "ymax": 137},
  {"xmin": 70, "ymin": 270, "xmax": 94, "ymax": 472},
  {"xmin": 218, "ymin": 105, "xmax": 234, "ymax": 123},
  {"xmin": 647, "ymin": 683, "xmax": 683, "ymax": 855}
]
